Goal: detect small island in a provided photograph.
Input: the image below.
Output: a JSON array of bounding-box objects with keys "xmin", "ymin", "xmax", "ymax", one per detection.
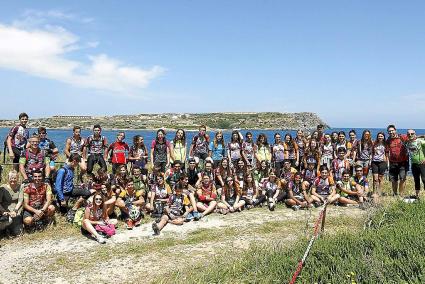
[{"xmin": 0, "ymin": 112, "xmax": 328, "ymax": 130}]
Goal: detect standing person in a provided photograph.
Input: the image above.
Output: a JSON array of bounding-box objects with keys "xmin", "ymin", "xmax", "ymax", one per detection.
[
  {"xmin": 22, "ymin": 170, "xmax": 55, "ymax": 228},
  {"xmin": 83, "ymin": 125, "xmax": 108, "ymax": 175},
  {"xmin": 209, "ymin": 130, "xmax": 226, "ymax": 168},
  {"xmin": 150, "ymin": 129, "xmax": 171, "ymax": 174},
  {"xmin": 316, "ymin": 124, "xmax": 325, "ymax": 143},
  {"xmin": 128, "ymin": 135, "xmax": 148, "ymax": 173},
  {"xmin": 386, "ymin": 125, "xmax": 409, "ymax": 196},
  {"xmin": 170, "ymin": 129, "xmax": 187, "ymax": 165},
  {"xmin": 272, "ymin": 133, "xmax": 285, "ymax": 176},
  {"xmin": 37, "ymin": 127, "xmax": 59, "ymax": 172},
  {"xmin": 189, "ymin": 125, "xmax": 210, "ymax": 170},
  {"xmin": 352, "ymin": 130, "xmax": 373, "ymax": 176},
  {"xmin": 404, "ymin": 130, "xmax": 425, "ymax": 198},
  {"xmin": 64, "ymin": 126, "xmax": 87, "ymax": 172},
  {"xmin": 242, "ymin": 132, "xmax": 257, "ymax": 168},
  {"xmin": 105, "ymin": 131, "xmax": 129, "ymax": 174},
  {"xmin": 283, "ymin": 133, "xmax": 299, "ymax": 168},
  {"xmin": 331, "ymin": 148, "xmax": 351, "ymax": 182},
  {"xmin": 255, "ymin": 133, "xmax": 272, "ymax": 168},
  {"xmin": 294, "ymin": 130, "xmax": 307, "ymax": 171},
  {"xmin": 335, "ymin": 131, "xmax": 352, "ymax": 160},
  {"xmin": 371, "ymin": 132, "xmax": 388, "ymax": 197},
  {"xmin": 19, "ymin": 134, "xmax": 50, "ymax": 183},
  {"xmin": 320, "ymin": 134, "xmax": 334, "ymax": 170},
  {"xmin": 349, "ymin": 130, "xmax": 358, "ymax": 150},
  {"xmin": 0, "ymin": 170, "xmax": 23, "ymax": 237},
  {"xmin": 227, "ymin": 130, "xmax": 243, "ymax": 168},
  {"xmin": 6, "ymin": 113, "xmax": 29, "ymax": 170},
  {"xmin": 303, "ymin": 139, "xmax": 321, "ymax": 171},
  {"xmin": 331, "ymin": 132, "xmax": 339, "ymax": 145}
]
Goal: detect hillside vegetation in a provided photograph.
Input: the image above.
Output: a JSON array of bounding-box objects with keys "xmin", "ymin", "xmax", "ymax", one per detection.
[{"xmin": 0, "ymin": 112, "xmax": 327, "ymax": 130}]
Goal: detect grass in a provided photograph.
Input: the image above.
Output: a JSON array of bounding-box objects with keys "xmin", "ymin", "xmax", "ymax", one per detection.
[{"xmin": 165, "ymin": 199, "xmax": 425, "ymax": 284}]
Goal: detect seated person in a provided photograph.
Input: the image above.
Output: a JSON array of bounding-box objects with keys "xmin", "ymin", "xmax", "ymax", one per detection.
[
  {"xmin": 55, "ymin": 154, "xmax": 94, "ymax": 216},
  {"xmin": 152, "ymin": 183, "xmax": 191, "ymax": 235},
  {"xmin": 311, "ymin": 165, "xmax": 340, "ymax": 206},
  {"xmin": 195, "ymin": 175, "xmax": 217, "ymax": 217},
  {"xmin": 145, "ymin": 175, "xmax": 172, "ymax": 216},
  {"xmin": 0, "ymin": 170, "xmax": 24, "ymax": 237},
  {"xmin": 82, "ymin": 193, "xmax": 117, "ymax": 244},
  {"xmin": 331, "ymin": 148, "xmax": 351, "ymax": 181},
  {"xmin": 23, "ymin": 170, "xmax": 55, "ymax": 228},
  {"xmin": 285, "ymin": 172, "xmax": 311, "ymax": 210},
  {"xmin": 279, "ymin": 159, "xmax": 298, "ymax": 189},
  {"xmin": 337, "ymin": 170, "xmax": 365, "ymax": 207},
  {"xmin": 261, "ymin": 171, "xmax": 285, "ymax": 211},
  {"xmin": 115, "ymin": 180, "xmax": 145, "ymax": 230},
  {"xmin": 241, "ymin": 173, "xmax": 266, "ymax": 208},
  {"xmin": 217, "ymin": 177, "xmax": 245, "ymax": 214}
]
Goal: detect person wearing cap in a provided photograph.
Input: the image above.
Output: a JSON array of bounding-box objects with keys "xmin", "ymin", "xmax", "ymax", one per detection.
[{"xmin": 185, "ymin": 158, "xmax": 202, "ymax": 187}]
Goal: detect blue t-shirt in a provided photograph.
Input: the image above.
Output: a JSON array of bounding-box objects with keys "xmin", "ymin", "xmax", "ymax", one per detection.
[{"xmin": 209, "ymin": 141, "xmax": 226, "ymax": 161}]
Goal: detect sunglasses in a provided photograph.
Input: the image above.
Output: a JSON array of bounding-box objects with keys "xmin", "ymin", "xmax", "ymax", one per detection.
[
  {"xmin": 408, "ymin": 133, "xmax": 415, "ymax": 136},
  {"xmin": 95, "ymin": 198, "xmax": 102, "ymax": 201}
]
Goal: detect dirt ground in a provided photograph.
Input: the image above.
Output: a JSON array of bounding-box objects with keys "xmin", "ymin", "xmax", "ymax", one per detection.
[{"xmin": 0, "ymin": 205, "xmax": 368, "ymax": 284}]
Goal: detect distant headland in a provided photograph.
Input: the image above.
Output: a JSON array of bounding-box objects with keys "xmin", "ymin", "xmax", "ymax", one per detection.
[{"xmin": 0, "ymin": 112, "xmax": 328, "ymax": 131}]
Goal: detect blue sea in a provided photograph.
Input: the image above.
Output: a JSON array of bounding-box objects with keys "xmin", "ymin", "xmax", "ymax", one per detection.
[{"xmin": 1, "ymin": 127, "xmax": 424, "ymax": 153}]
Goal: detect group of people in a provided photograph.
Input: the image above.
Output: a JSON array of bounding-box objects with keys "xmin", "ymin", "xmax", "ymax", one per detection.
[{"xmin": 1, "ymin": 113, "xmax": 424, "ymax": 243}]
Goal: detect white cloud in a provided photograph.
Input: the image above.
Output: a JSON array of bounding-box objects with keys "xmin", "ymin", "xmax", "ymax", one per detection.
[{"xmin": 0, "ymin": 14, "xmax": 164, "ymax": 93}]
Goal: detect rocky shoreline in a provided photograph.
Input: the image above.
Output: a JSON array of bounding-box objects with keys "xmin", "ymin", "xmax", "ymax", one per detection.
[{"xmin": 0, "ymin": 112, "xmax": 328, "ymax": 130}]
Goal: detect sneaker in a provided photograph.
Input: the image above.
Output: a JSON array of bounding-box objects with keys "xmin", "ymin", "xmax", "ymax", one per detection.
[
  {"xmin": 292, "ymin": 205, "xmax": 300, "ymax": 211},
  {"xmin": 193, "ymin": 212, "xmax": 202, "ymax": 221},
  {"xmin": 96, "ymin": 235, "xmax": 106, "ymax": 244},
  {"xmin": 134, "ymin": 219, "xmax": 141, "ymax": 227},
  {"xmin": 66, "ymin": 209, "xmax": 77, "ymax": 223},
  {"xmin": 268, "ymin": 202, "xmax": 275, "ymax": 211},
  {"xmin": 152, "ymin": 222, "xmax": 160, "ymax": 235},
  {"xmin": 126, "ymin": 219, "xmax": 134, "ymax": 230}
]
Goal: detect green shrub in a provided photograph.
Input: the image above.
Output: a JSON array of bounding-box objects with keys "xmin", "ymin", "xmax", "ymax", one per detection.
[{"xmin": 168, "ymin": 201, "xmax": 425, "ymax": 283}]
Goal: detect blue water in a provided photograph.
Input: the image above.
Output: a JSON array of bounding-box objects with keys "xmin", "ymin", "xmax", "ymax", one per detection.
[{"xmin": 1, "ymin": 127, "xmax": 424, "ymax": 153}]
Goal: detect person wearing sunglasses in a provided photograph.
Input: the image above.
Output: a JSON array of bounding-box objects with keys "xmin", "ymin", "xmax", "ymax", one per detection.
[
  {"xmin": 82, "ymin": 194, "xmax": 116, "ymax": 244},
  {"xmin": 404, "ymin": 130, "xmax": 425, "ymax": 198}
]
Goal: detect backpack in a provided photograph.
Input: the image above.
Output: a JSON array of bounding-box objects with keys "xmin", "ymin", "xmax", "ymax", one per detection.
[{"xmin": 72, "ymin": 208, "xmax": 85, "ymax": 227}]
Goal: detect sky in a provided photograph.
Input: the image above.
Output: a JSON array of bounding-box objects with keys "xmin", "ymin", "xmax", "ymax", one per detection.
[{"xmin": 0, "ymin": 1, "xmax": 424, "ymax": 128}]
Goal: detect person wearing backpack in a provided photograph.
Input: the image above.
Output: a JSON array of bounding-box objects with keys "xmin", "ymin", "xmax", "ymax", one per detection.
[
  {"xmin": 19, "ymin": 134, "xmax": 50, "ymax": 183},
  {"xmin": 6, "ymin": 113, "xmax": 29, "ymax": 171},
  {"xmin": 55, "ymin": 153, "xmax": 94, "ymax": 215},
  {"xmin": 83, "ymin": 125, "xmax": 108, "ymax": 174},
  {"xmin": 105, "ymin": 131, "xmax": 129, "ymax": 174}
]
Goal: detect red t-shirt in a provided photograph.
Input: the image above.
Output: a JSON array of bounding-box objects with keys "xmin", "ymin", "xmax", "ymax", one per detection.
[
  {"xmin": 108, "ymin": 141, "xmax": 129, "ymax": 164},
  {"xmin": 386, "ymin": 135, "xmax": 408, "ymax": 163}
]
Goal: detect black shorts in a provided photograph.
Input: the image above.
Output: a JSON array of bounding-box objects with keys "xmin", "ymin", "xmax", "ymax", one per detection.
[
  {"xmin": 371, "ymin": 161, "xmax": 387, "ymax": 175},
  {"xmin": 389, "ymin": 162, "xmax": 408, "ymax": 182},
  {"xmin": 12, "ymin": 146, "xmax": 22, "ymax": 164}
]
